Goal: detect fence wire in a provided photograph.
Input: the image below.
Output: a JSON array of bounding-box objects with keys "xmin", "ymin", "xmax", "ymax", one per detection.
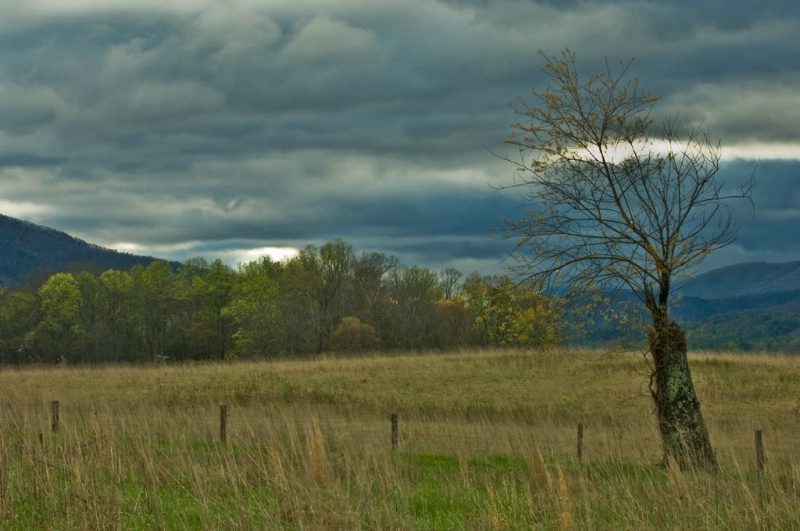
[{"xmin": 1, "ymin": 401, "xmax": 798, "ymax": 472}]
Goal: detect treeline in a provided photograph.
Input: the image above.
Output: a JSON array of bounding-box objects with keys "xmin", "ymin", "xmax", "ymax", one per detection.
[{"xmin": 0, "ymin": 240, "xmax": 570, "ymax": 364}]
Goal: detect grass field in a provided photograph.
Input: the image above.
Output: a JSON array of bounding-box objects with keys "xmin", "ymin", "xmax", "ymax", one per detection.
[{"xmin": 1, "ymin": 348, "xmax": 799, "ymax": 529}]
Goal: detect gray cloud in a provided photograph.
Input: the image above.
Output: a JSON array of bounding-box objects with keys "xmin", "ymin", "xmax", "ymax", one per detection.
[{"xmin": 0, "ymin": 0, "xmax": 798, "ymax": 276}]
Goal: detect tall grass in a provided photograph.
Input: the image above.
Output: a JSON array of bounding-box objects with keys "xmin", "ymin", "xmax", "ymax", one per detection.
[{"xmin": 0, "ymin": 348, "xmax": 798, "ymax": 529}]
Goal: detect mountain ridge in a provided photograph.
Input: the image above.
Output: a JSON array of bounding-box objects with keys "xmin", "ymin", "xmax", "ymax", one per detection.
[
  {"xmin": 678, "ymin": 261, "xmax": 800, "ymax": 300},
  {"xmin": 0, "ymin": 213, "xmax": 166, "ymax": 286}
]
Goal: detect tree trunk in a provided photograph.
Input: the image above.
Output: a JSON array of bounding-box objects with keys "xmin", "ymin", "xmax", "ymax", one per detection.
[{"xmin": 648, "ymin": 318, "xmax": 718, "ymax": 470}]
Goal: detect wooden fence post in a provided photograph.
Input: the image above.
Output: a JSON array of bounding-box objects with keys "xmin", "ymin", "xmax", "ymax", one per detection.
[
  {"xmin": 220, "ymin": 404, "xmax": 228, "ymax": 443},
  {"xmin": 755, "ymin": 429, "xmax": 765, "ymax": 473},
  {"xmin": 577, "ymin": 422, "xmax": 584, "ymax": 460},
  {"xmin": 391, "ymin": 413, "xmax": 398, "ymax": 451},
  {"xmin": 51, "ymin": 401, "xmax": 59, "ymax": 432}
]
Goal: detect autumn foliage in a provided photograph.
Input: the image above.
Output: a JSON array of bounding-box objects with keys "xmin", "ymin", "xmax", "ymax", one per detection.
[{"xmin": 0, "ymin": 239, "xmax": 569, "ymax": 364}]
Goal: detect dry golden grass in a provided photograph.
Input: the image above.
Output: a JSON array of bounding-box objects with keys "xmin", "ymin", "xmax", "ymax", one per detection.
[{"xmin": 0, "ymin": 348, "xmax": 799, "ymax": 529}]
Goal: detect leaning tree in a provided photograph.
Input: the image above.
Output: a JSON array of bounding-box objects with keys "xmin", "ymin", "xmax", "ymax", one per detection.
[{"xmin": 502, "ymin": 50, "xmax": 752, "ymax": 470}]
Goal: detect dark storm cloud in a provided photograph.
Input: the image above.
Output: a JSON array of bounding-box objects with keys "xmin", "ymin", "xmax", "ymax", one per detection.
[
  {"xmin": 735, "ymin": 162, "xmax": 800, "ymax": 251},
  {"xmin": 0, "ymin": 0, "xmax": 798, "ymax": 275}
]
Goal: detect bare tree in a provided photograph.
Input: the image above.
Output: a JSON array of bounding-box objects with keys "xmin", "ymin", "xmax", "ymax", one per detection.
[
  {"xmin": 501, "ymin": 49, "xmax": 753, "ymax": 470},
  {"xmin": 439, "ymin": 267, "xmax": 464, "ymax": 300}
]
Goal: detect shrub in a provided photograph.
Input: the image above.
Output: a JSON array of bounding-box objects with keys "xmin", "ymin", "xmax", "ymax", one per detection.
[{"xmin": 330, "ymin": 317, "xmax": 382, "ymax": 354}]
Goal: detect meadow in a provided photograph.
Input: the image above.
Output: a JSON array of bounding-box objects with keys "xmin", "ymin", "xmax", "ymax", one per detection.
[{"xmin": 1, "ymin": 348, "xmax": 799, "ymax": 529}]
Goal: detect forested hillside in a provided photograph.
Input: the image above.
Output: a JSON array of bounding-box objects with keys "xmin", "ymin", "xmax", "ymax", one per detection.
[
  {"xmin": 0, "ymin": 214, "xmax": 163, "ymax": 286},
  {"xmin": 686, "ymin": 299, "xmax": 800, "ymax": 352},
  {"xmin": 676, "ymin": 262, "xmax": 800, "ymax": 352},
  {"xmin": 574, "ymin": 263, "xmax": 800, "ymax": 353}
]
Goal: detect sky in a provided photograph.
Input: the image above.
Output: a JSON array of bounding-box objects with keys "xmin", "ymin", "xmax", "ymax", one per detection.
[{"xmin": 0, "ymin": 0, "xmax": 798, "ymax": 276}]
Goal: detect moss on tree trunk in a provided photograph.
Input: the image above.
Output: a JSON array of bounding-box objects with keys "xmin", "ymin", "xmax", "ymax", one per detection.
[{"xmin": 649, "ymin": 319, "xmax": 718, "ymax": 471}]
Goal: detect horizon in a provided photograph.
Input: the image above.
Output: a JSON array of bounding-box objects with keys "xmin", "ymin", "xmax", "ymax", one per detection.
[{"xmin": 4, "ymin": 211, "xmax": 799, "ymax": 281}]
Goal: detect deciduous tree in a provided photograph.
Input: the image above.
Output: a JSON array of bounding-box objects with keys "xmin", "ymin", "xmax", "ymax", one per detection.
[
  {"xmin": 462, "ymin": 274, "xmax": 563, "ymax": 348},
  {"xmin": 37, "ymin": 272, "xmax": 83, "ymax": 362},
  {"xmin": 382, "ymin": 266, "xmax": 442, "ymax": 349},
  {"xmin": 0, "ymin": 288, "xmax": 39, "ymax": 363},
  {"xmin": 183, "ymin": 259, "xmax": 235, "ymax": 360},
  {"xmin": 502, "ymin": 50, "xmax": 752, "ymax": 469},
  {"xmin": 97, "ymin": 269, "xmax": 135, "ymax": 362},
  {"xmin": 131, "ymin": 261, "xmax": 180, "ymax": 361},
  {"xmin": 223, "ymin": 258, "xmax": 283, "ymax": 358}
]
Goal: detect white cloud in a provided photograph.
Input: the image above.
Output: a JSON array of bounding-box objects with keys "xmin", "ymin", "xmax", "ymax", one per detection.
[
  {"xmin": 225, "ymin": 246, "xmax": 300, "ymax": 266},
  {"xmin": 0, "ymin": 200, "xmax": 52, "ymax": 219},
  {"xmin": 722, "ymin": 143, "xmax": 800, "ymax": 161},
  {"xmin": 102, "ymin": 240, "xmax": 301, "ymax": 267}
]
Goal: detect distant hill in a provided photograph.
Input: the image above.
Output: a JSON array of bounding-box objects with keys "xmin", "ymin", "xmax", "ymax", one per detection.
[
  {"xmin": 582, "ymin": 261, "xmax": 800, "ymax": 352},
  {"xmin": 677, "ymin": 261, "xmax": 800, "ymax": 300},
  {"xmin": 673, "ymin": 262, "xmax": 800, "ymax": 352},
  {"xmin": 672, "ymin": 262, "xmax": 800, "ymax": 321},
  {"xmin": 0, "ymin": 214, "xmax": 167, "ymax": 286},
  {"xmin": 673, "ymin": 290, "xmax": 800, "ymax": 322}
]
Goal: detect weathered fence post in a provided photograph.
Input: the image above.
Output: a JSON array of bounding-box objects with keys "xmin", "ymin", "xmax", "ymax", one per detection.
[
  {"xmin": 577, "ymin": 422, "xmax": 584, "ymax": 460},
  {"xmin": 220, "ymin": 404, "xmax": 228, "ymax": 443},
  {"xmin": 391, "ymin": 413, "xmax": 398, "ymax": 451},
  {"xmin": 755, "ymin": 429, "xmax": 765, "ymax": 473},
  {"xmin": 51, "ymin": 401, "xmax": 59, "ymax": 432}
]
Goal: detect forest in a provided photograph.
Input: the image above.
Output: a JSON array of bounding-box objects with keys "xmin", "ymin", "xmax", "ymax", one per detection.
[{"xmin": 0, "ymin": 239, "xmax": 570, "ymax": 365}]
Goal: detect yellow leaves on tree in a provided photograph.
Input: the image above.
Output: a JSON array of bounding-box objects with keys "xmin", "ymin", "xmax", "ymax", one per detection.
[{"xmin": 463, "ymin": 274, "xmax": 563, "ymax": 348}]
